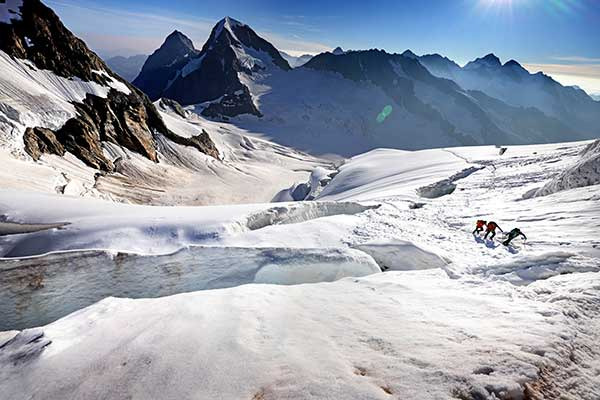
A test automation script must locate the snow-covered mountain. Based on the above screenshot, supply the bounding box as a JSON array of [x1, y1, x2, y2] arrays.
[[105, 54, 147, 82], [134, 17, 291, 118], [134, 19, 592, 156], [279, 51, 313, 68], [418, 52, 600, 136]]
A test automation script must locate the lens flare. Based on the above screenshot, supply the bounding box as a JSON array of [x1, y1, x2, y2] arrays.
[[376, 105, 393, 123], [477, 0, 586, 16]]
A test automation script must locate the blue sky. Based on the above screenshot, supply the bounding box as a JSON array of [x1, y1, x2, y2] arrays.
[[47, 0, 600, 94]]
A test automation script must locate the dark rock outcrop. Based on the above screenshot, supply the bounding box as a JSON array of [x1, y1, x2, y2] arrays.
[[0, 0, 218, 170], [23, 127, 64, 161]]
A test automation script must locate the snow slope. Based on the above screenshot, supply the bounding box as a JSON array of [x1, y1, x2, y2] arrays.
[[0, 99, 328, 205], [0, 51, 115, 154], [1, 140, 599, 399]]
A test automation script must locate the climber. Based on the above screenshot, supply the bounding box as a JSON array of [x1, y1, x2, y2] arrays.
[[502, 228, 527, 246], [484, 221, 503, 240], [472, 219, 487, 235]]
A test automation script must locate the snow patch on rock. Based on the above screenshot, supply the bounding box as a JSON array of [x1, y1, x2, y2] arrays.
[[0, 51, 114, 155]]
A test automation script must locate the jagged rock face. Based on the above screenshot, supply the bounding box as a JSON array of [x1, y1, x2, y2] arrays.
[[0, 0, 105, 82], [157, 98, 187, 118], [137, 17, 289, 117], [0, 0, 218, 169], [23, 127, 64, 161], [133, 31, 199, 100]]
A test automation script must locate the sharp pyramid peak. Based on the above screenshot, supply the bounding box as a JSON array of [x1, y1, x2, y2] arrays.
[[162, 30, 195, 50]]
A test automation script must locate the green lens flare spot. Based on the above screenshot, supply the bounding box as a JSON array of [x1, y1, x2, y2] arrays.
[[376, 105, 393, 123]]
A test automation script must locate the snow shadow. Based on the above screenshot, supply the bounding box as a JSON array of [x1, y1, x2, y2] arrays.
[[417, 166, 484, 199], [353, 239, 448, 271], [473, 251, 600, 285]]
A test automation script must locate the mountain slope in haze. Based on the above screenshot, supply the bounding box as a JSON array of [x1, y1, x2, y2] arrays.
[[0, 0, 218, 172], [280, 51, 313, 68], [105, 54, 147, 82], [418, 52, 600, 136]]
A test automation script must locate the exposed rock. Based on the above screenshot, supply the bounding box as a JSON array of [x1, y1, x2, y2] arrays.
[[157, 98, 187, 118], [0, 0, 107, 82], [162, 128, 220, 160], [23, 127, 64, 161], [0, 0, 218, 169], [201, 87, 261, 118]]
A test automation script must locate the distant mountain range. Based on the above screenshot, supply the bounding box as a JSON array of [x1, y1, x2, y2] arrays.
[[105, 54, 147, 82], [280, 51, 313, 68], [1, 2, 598, 163], [130, 17, 598, 155]]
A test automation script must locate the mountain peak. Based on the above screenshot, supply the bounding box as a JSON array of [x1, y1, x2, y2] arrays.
[[163, 30, 195, 51], [503, 59, 523, 68], [332, 47, 344, 55], [465, 53, 501, 69], [401, 49, 418, 59]]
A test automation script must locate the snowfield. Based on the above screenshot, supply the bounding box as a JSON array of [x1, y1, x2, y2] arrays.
[[0, 96, 328, 205], [1, 140, 599, 399]]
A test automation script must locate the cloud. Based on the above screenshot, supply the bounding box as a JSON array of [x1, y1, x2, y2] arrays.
[[551, 56, 600, 63], [260, 31, 331, 56], [524, 63, 600, 95], [46, 0, 214, 56], [523, 63, 600, 79]]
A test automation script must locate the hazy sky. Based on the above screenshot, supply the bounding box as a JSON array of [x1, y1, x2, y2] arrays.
[[47, 0, 600, 94]]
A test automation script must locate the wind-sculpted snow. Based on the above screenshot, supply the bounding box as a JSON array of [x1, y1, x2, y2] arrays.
[[0, 246, 380, 330], [470, 252, 600, 285], [354, 239, 448, 271], [245, 201, 375, 230], [524, 139, 600, 198], [417, 166, 484, 198], [2, 270, 598, 400]]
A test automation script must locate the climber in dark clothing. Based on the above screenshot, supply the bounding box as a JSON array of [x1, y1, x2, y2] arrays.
[[502, 228, 527, 246], [484, 221, 503, 240], [473, 220, 487, 235]]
